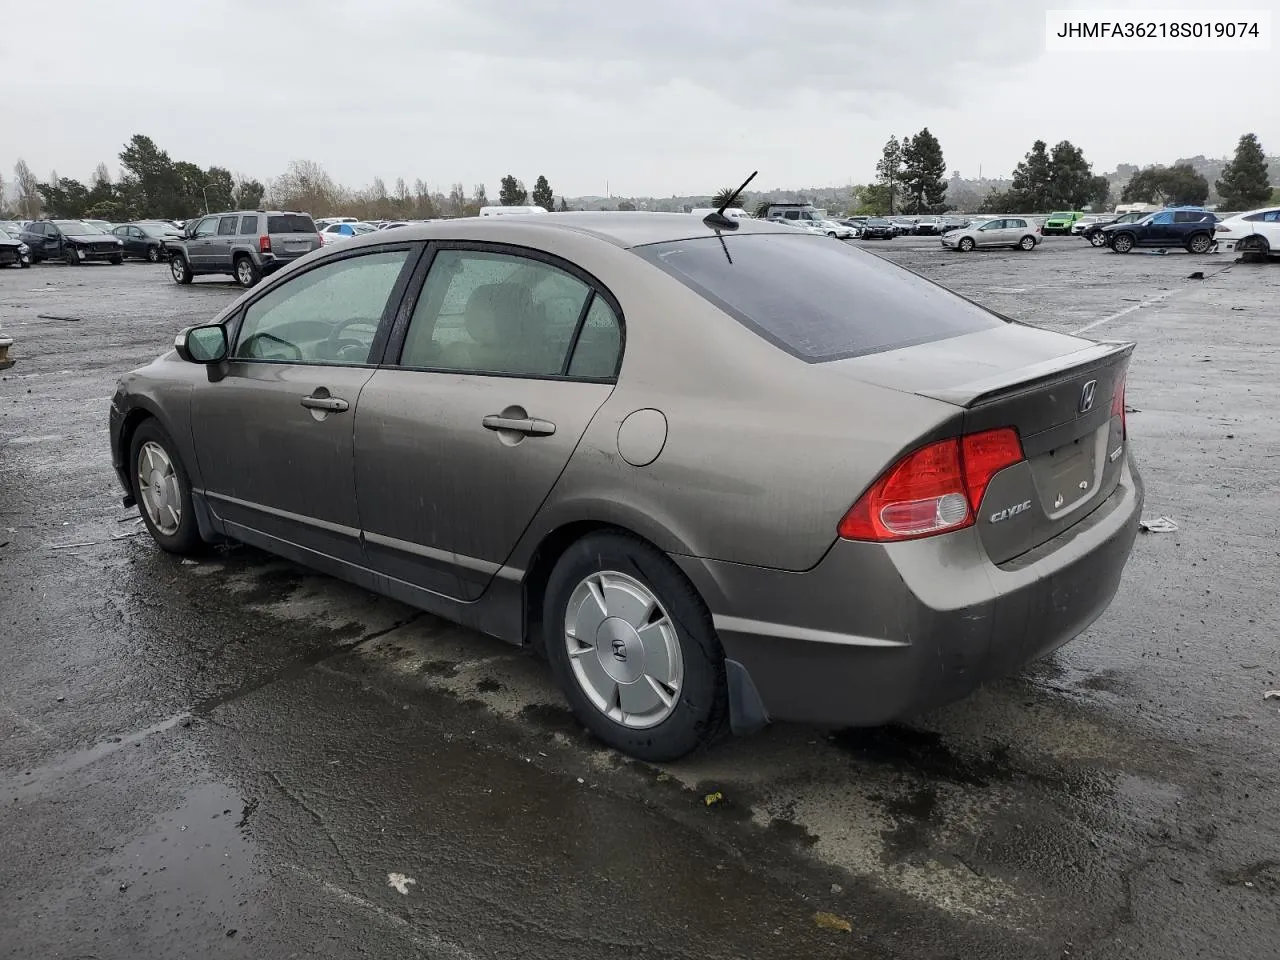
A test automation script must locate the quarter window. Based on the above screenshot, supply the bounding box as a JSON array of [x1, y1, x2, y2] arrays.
[[233, 250, 410, 364], [567, 297, 622, 379], [398, 249, 599, 377]]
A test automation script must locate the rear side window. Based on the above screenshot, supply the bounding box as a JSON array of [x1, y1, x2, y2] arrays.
[[1174, 211, 1203, 223], [217, 216, 238, 235], [268, 214, 317, 233], [240, 215, 259, 234], [637, 234, 1004, 363]]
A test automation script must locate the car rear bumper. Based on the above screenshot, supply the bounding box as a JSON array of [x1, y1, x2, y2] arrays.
[[674, 455, 1143, 730]]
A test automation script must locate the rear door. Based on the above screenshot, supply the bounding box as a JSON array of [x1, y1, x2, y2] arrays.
[[267, 213, 320, 265], [189, 245, 416, 565], [354, 244, 623, 600]]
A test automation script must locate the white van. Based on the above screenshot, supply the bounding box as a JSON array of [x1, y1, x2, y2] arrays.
[[478, 206, 549, 217]]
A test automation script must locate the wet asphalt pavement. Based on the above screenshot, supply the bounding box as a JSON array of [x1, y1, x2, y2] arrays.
[[1, 236, 1278, 959]]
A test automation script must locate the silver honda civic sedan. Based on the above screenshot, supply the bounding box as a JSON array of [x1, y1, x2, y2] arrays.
[[109, 212, 1143, 761]]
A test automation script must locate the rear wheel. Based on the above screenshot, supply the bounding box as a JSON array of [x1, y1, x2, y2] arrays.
[[146, 245, 161, 263], [542, 532, 728, 761], [957, 237, 975, 252], [1111, 233, 1135, 253], [1018, 235, 1036, 251], [170, 255, 193, 284], [129, 420, 205, 556], [233, 255, 260, 288], [1186, 232, 1212, 254], [1089, 232, 1107, 247]]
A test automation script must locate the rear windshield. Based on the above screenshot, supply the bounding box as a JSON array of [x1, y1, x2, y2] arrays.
[[636, 233, 1005, 362], [267, 214, 317, 233]]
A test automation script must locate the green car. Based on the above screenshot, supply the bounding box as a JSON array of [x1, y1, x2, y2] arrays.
[[1042, 211, 1085, 235]]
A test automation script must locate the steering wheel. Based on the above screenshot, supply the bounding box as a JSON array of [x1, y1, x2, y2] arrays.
[[238, 332, 302, 361], [323, 316, 379, 361]]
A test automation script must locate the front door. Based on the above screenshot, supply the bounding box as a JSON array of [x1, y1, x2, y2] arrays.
[[186, 216, 219, 270], [975, 219, 1007, 246], [1144, 211, 1175, 246], [190, 246, 416, 565], [354, 245, 624, 600]]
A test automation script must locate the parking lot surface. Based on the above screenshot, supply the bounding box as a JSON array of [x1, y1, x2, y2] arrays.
[[2, 236, 1278, 959]]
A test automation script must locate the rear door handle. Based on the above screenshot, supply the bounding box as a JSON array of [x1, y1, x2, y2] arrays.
[[301, 395, 349, 413], [482, 415, 556, 436]]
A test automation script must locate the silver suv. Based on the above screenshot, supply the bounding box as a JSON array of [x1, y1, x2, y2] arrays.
[[166, 211, 321, 287]]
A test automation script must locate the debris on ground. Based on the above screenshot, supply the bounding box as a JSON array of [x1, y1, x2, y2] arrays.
[[387, 872, 417, 895], [703, 791, 724, 807], [1263, 691, 1280, 701], [1187, 271, 1205, 280], [1139, 516, 1179, 533], [36, 314, 83, 322], [813, 911, 853, 933]]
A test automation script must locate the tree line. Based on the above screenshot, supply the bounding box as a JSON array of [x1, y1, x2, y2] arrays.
[[0, 134, 569, 222]]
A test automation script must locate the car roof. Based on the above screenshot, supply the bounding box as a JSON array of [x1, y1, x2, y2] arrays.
[[330, 211, 797, 251]]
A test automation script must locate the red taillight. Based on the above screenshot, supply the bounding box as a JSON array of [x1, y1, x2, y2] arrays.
[[1112, 372, 1127, 439], [259, 235, 271, 253], [838, 428, 1024, 542]]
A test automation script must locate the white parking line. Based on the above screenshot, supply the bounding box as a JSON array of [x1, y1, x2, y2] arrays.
[[1071, 288, 1182, 335]]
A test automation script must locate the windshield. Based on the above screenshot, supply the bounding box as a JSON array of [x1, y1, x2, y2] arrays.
[[637, 233, 1003, 363], [353, 223, 378, 234], [1048, 212, 1074, 219], [55, 220, 101, 234], [0, 223, 20, 237]]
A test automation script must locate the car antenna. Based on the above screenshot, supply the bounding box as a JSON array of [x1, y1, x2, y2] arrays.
[[703, 170, 757, 231]]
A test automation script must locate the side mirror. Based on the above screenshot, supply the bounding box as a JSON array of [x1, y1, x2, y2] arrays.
[[175, 324, 228, 364]]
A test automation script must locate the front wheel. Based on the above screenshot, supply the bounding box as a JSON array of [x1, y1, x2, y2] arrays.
[[110, 254, 123, 265], [146, 245, 161, 263], [170, 255, 193, 284], [1111, 233, 1135, 253], [64, 247, 79, 266], [542, 532, 728, 761], [129, 420, 206, 556], [1186, 232, 1212, 254], [1089, 232, 1107, 247], [1018, 235, 1036, 251], [957, 237, 975, 252]]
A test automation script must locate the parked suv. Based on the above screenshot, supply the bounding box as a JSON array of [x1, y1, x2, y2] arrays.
[[1080, 212, 1146, 247], [166, 211, 321, 287], [1100, 207, 1219, 254], [1042, 211, 1085, 235], [20, 220, 125, 265]]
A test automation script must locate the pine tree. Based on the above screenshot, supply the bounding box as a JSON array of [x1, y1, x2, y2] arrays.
[[1045, 140, 1095, 209], [1009, 140, 1053, 210], [557, 197, 569, 212], [1216, 133, 1271, 210], [531, 175, 554, 211], [875, 136, 905, 214], [499, 174, 527, 206], [900, 128, 947, 213]]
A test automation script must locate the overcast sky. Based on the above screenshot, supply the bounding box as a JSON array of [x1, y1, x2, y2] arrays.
[[4, 0, 1275, 197]]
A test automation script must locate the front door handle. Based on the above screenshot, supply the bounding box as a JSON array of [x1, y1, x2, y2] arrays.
[[482, 414, 556, 436], [301, 394, 349, 413]]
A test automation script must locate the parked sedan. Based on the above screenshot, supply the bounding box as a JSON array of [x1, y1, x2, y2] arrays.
[[319, 221, 378, 244], [113, 221, 184, 262], [941, 217, 1041, 251], [1211, 206, 1280, 259], [20, 220, 124, 265], [858, 218, 895, 240], [0, 225, 32, 268], [1080, 212, 1145, 247], [109, 213, 1142, 761], [818, 219, 856, 239]]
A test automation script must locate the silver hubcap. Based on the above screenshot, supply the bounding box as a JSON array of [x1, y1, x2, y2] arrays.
[[564, 571, 683, 729], [237, 262, 252, 284], [171, 258, 184, 279], [137, 441, 181, 535], [1191, 237, 1209, 252]]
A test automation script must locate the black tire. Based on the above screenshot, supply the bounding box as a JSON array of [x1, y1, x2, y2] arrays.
[[233, 255, 261, 288], [1018, 235, 1036, 251], [17, 258, 29, 269], [1111, 232, 1135, 253], [110, 254, 124, 265], [542, 532, 728, 761], [128, 419, 206, 556], [958, 237, 975, 252], [146, 245, 161, 263], [1089, 232, 1107, 248], [170, 254, 193, 284], [64, 247, 79, 266], [1186, 232, 1212, 254]]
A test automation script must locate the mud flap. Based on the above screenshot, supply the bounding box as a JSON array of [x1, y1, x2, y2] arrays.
[[725, 658, 770, 735]]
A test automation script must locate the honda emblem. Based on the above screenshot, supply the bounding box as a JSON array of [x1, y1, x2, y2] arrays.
[[1078, 379, 1097, 414]]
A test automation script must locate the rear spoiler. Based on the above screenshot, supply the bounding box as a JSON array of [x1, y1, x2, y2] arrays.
[[919, 340, 1135, 408]]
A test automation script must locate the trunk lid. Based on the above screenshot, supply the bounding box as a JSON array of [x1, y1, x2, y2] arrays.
[[267, 214, 321, 260], [831, 324, 1133, 564]]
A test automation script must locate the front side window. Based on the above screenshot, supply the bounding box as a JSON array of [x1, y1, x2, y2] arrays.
[[233, 250, 410, 364], [1151, 212, 1174, 224], [398, 249, 599, 377], [193, 218, 218, 238]]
